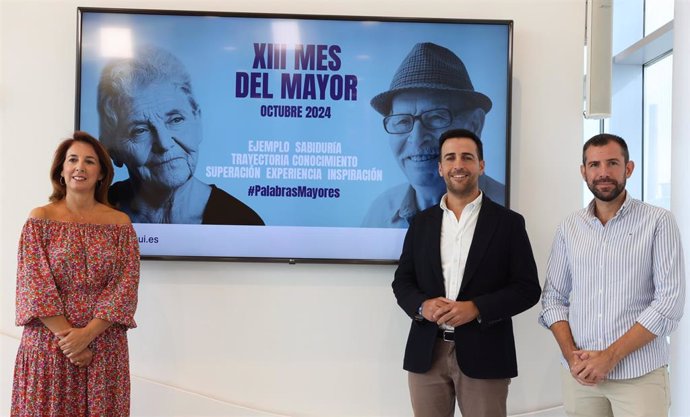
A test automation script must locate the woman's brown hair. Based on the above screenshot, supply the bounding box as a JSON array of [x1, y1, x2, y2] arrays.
[[49, 131, 115, 204]]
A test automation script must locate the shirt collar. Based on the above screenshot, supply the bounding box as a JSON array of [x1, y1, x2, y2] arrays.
[[585, 190, 633, 221], [440, 191, 483, 214], [396, 186, 420, 225]]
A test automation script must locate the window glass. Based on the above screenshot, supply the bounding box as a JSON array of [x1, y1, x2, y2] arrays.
[[643, 54, 673, 209], [644, 0, 673, 35]]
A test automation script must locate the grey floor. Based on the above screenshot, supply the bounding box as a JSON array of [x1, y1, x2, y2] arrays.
[[512, 407, 566, 417]]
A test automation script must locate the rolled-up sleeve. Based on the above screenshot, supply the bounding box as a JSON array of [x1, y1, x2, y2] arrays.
[[539, 225, 572, 329], [636, 211, 685, 336]]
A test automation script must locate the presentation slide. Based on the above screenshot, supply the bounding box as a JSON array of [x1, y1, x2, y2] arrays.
[[77, 9, 511, 262]]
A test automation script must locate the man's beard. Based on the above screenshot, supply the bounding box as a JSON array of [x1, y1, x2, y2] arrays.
[[588, 177, 625, 202]]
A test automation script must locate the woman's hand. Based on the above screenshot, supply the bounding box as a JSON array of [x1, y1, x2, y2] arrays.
[[69, 347, 94, 368], [56, 327, 94, 359]]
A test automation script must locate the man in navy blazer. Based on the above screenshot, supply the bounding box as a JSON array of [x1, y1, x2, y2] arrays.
[[393, 128, 541, 417]]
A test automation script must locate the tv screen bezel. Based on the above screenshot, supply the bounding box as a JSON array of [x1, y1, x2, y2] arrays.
[[75, 7, 513, 264]]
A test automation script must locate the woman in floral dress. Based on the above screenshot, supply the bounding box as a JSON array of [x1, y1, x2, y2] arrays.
[[11, 131, 139, 417]]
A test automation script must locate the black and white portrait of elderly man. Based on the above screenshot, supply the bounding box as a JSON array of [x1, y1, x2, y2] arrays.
[[362, 42, 505, 228]]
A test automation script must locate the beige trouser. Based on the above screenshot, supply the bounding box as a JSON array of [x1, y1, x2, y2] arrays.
[[561, 366, 670, 417], [408, 340, 510, 417]]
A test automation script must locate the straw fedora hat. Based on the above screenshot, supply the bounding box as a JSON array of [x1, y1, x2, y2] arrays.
[[370, 42, 492, 116]]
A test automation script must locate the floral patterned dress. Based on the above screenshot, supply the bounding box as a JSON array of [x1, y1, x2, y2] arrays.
[[11, 218, 140, 417]]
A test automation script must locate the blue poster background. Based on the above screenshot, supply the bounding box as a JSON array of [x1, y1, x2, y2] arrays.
[[78, 11, 510, 261]]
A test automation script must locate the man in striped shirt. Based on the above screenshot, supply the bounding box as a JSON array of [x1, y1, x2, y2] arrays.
[[539, 133, 685, 417]]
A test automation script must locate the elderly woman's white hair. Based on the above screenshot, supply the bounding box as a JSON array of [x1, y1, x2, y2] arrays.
[[96, 45, 201, 167]]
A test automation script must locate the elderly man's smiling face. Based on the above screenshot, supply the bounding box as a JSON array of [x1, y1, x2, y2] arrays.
[[387, 90, 485, 189]]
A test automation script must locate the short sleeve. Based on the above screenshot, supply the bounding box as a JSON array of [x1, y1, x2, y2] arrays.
[[92, 224, 140, 328], [15, 219, 65, 326]]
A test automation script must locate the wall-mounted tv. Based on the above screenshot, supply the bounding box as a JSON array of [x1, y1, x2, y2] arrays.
[[76, 7, 512, 263]]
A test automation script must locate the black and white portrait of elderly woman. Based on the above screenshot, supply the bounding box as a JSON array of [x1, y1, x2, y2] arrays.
[[97, 46, 264, 225]]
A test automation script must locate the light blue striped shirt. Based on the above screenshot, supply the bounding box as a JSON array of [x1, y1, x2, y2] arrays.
[[539, 193, 685, 379]]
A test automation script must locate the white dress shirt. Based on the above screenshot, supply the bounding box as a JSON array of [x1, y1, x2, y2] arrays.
[[439, 192, 483, 331]]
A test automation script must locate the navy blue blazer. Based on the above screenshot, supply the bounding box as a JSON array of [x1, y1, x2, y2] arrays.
[[392, 195, 541, 379]]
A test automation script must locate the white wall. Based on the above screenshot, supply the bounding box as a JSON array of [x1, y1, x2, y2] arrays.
[[671, 1, 690, 416], [0, 0, 585, 416]]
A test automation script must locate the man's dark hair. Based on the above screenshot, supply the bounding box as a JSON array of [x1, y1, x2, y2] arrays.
[[582, 133, 629, 164], [439, 128, 484, 161]]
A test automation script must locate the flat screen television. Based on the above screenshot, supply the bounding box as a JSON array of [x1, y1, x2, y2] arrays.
[[76, 7, 512, 263]]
